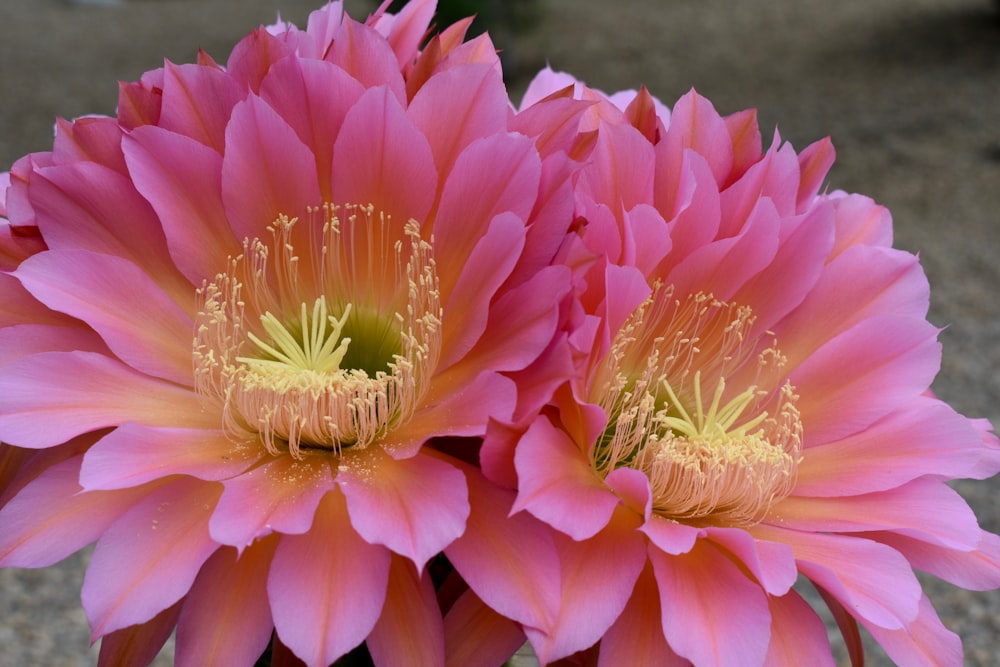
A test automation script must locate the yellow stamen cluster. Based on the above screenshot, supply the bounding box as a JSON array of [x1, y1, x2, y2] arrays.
[[592, 287, 801, 526], [193, 205, 441, 458]]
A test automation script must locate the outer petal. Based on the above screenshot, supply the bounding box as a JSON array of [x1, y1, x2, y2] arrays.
[[0, 351, 215, 448], [512, 414, 620, 541], [80, 423, 258, 491], [15, 249, 193, 385], [338, 448, 469, 570], [97, 601, 182, 667], [268, 489, 391, 667], [444, 590, 526, 667], [326, 18, 406, 102], [763, 591, 836, 667], [82, 477, 222, 638], [862, 594, 962, 667], [159, 61, 243, 153], [209, 454, 334, 548], [367, 555, 445, 667], [175, 539, 277, 667], [650, 537, 771, 667], [0, 455, 151, 568]]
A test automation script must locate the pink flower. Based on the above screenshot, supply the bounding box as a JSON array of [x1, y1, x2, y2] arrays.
[[501, 74, 1000, 666], [0, 3, 575, 665]]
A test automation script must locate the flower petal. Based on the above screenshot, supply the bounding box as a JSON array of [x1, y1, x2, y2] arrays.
[[175, 540, 277, 667], [209, 455, 334, 548], [862, 594, 962, 667], [82, 476, 221, 638], [80, 423, 258, 491], [444, 589, 526, 667], [338, 448, 469, 570], [650, 537, 771, 667], [15, 249, 193, 384], [367, 555, 445, 667], [268, 489, 391, 667], [0, 351, 215, 448], [159, 61, 243, 153], [763, 591, 836, 667], [97, 601, 182, 667]]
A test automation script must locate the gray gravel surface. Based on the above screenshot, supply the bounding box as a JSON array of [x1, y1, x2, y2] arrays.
[[1, 0, 999, 664]]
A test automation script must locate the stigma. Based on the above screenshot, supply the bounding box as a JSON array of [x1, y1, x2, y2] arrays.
[[592, 287, 802, 526]]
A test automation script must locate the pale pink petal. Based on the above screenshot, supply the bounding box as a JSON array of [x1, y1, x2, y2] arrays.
[[175, 540, 277, 667], [773, 479, 982, 550], [16, 249, 193, 385], [432, 132, 541, 298], [409, 63, 509, 176], [763, 591, 836, 667], [791, 315, 941, 445], [122, 125, 237, 284], [51, 116, 128, 176], [795, 398, 986, 496], [657, 150, 720, 254], [82, 477, 221, 638], [331, 85, 437, 226], [873, 530, 1000, 591], [529, 511, 647, 663], [221, 94, 323, 243], [650, 537, 771, 667], [444, 590, 526, 667], [862, 594, 962, 667], [209, 454, 334, 548], [828, 192, 894, 256], [659, 89, 734, 187], [445, 463, 560, 635], [338, 448, 468, 569], [720, 139, 800, 228], [159, 61, 243, 153], [97, 601, 182, 667], [796, 136, 836, 209], [579, 120, 655, 214], [268, 489, 391, 667], [0, 351, 215, 448], [753, 524, 921, 630], [0, 455, 150, 568], [723, 108, 761, 180], [375, 0, 435, 68], [512, 414, 620, 540], [80, 423, 259, 491], [326, 18, 407, 102], [367, 555, 445, 667], [224, 28, 294, 93], [0, 272, 81, 328], [259, 57, 365, 200], [598, 564, 687, 667], [0, 323, 108, 367], [623, 203, 671, 275], [640, 513, 702, 556], [704, 526, 797, 596], [439, 212, 525, 369]]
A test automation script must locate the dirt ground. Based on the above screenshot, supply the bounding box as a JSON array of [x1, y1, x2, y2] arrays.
[[1, 0, 999, 664]]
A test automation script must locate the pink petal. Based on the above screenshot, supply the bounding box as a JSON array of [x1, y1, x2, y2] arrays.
[[795, 397, 986, 496], [224, 28, 294, 94], [0, 351, 216, 448], [752, 524, 921, 630], [774, 479, 982, 550], [16, 249, 193, 385], [439, 212, 525, 369], [259, 57, 366, 201], [659, 89, 734, 187], [445, 463, 561, 635], [529, 511, 647, 663], [97, 601, 182, 667], [221, 94, 323, 243], [409, 63, 509, 176], [657, 150, 721, 254], [872, 530, 1000, 591], [80, 423, 259, 491], [175, 540, 277, 667], [720, 139, 800, 229], [326, 18, 407, 102], [0, 323, 109, 367], [763, 591, 836, 667], [598, 563, 689, 667], [82, 476, 222, 638], [650, 538, 771, 667], [432, 132, 541, 298], [377, 0, 435, 68], [0, 455, 150, 568], [579, 120, 655, 214], [209, 454, 334, 548], [640, 514, 701, 556], [331, 85, 437, 226], [796, 136, 836, 209], [791, 315, 941, 445], [122, 125, 237, 284], [159, 61, 243, 153], [512, 414, 620, 540], [828, 192, 894, 257], [268, 489, 391, 667], [51, 116, 128, 176], [862, 594, 962, 667], [367, 555, 445, 667], [338, 448, 469, 570], [444, 589, 526, 667], [704, 526, 797, 596]]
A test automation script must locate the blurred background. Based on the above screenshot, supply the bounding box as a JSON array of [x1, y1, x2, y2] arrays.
[[1, 0, 998, 664]]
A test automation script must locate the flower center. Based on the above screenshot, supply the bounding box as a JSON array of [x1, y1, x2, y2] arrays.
[[591, 288, 801, 526], [193, 204, 441, 458]]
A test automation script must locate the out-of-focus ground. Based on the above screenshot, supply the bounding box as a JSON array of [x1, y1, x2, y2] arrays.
[[1, 0, 998, 664]]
